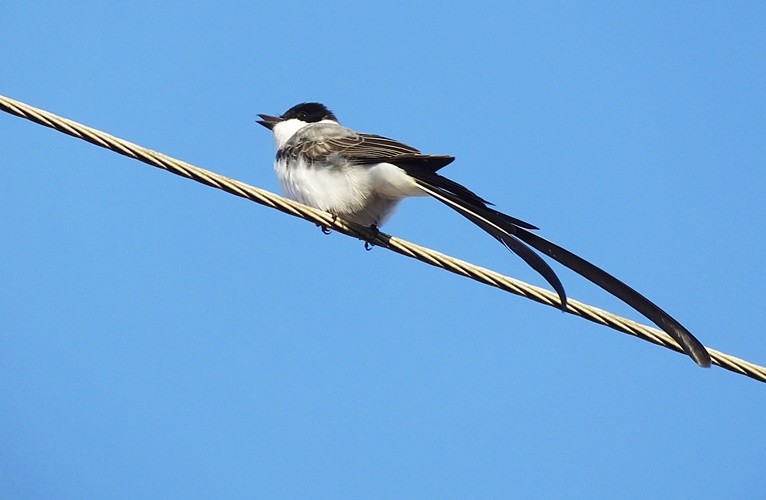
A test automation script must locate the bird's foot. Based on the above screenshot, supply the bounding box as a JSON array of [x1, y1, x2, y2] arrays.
[[364, 224, 380, 251], [317, 215, 338, 235]]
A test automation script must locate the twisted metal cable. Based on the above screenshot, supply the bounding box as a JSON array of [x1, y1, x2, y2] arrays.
[[2, 93, 764, 383]]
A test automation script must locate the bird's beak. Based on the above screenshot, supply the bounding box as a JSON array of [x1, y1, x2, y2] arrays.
[[257, 113, 281, 130]]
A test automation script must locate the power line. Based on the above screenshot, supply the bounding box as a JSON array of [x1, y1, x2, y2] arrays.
[[2, 94, 762, 383]]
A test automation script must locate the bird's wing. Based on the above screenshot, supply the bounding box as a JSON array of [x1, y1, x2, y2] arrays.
[[282, 132, 456, 171]]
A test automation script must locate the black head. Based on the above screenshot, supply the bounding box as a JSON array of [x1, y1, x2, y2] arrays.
[[281, 102, 337, 123], [257, 102, 337, 130]]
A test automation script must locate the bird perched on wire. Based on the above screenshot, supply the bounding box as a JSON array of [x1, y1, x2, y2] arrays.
[[257, 102, 710, 367]]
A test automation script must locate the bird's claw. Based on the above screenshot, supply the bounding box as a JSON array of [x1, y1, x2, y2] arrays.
[[364, 224, 380, 251], [318, 215, 338, 235]]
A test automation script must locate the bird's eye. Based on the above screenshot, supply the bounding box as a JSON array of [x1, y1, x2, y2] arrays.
[[298, 111, 307, 119]]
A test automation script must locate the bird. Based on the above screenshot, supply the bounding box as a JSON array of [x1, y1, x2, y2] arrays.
[[257, 102, 711, 367]]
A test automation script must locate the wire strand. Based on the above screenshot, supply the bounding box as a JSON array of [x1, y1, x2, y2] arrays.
[[2, 93, 763, 383]]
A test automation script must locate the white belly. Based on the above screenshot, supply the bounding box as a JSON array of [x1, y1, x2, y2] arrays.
[[274, 158, 426, 226]]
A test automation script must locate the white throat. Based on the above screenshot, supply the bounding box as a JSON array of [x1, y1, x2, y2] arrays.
[[271, 118, 339, 149], [271, 118, 307, 149]]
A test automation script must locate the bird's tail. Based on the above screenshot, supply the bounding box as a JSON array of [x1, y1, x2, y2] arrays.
[[412, 178, 568, 310], [407, 168, 711, 367]]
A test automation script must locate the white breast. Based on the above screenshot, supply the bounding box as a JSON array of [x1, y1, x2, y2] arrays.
[[276, 157, 429, 226]]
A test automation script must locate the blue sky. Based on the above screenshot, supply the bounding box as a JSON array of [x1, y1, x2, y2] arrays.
[[2, 2, 765, 498]]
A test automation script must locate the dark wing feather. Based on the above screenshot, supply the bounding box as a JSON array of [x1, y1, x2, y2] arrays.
[[282, 132, 456, 171]]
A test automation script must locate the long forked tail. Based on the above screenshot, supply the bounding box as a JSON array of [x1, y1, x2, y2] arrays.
[[408, 170, 711, 367], [510, 227, 711, 367]]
